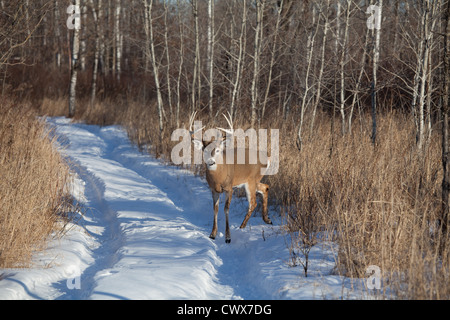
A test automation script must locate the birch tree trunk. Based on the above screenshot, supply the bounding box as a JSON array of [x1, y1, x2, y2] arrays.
[[54, 0, 61, 69], [250, 0, 265, 128], [348, 13, 370, 135], [339, 1, 351, 135], [68, 0, 81, 118], [207, 0, 215, 117], [163, 0, 173, 117], [90, 0, 102, 106], [175, 0, 184, 127], [230, 2, 247, 117], [261, 0, 284, 122], [296, 4, 319, 151], [144, 0, 164, 146], [191, 0, 200, 112], [80, 1, 86, 71], [310, 0, 330, 135], [441, 0, 450, 236], [371, 0, 382, 145], [114, 0, 121, 82]]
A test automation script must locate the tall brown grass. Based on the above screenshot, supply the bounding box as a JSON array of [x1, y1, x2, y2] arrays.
[[277, 112, 449, 299], [40, 96, 449, 299], [0, 97, 72, 268]]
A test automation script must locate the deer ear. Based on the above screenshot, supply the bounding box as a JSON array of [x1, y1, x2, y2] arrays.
[[192, 139, 204, 151]]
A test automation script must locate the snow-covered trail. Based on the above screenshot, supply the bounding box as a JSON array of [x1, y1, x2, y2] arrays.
[[0, 118, 363, 300]]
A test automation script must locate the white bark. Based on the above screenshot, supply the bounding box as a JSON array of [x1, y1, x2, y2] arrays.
[[310, 0, 330, 134], [250, 0, 265, 128], [175, 0, 185, 127], [230, 2, 247, 117], [371, 0, 382, 144], [114, 0, 121, 81], [261, 0, 284, 122], [164, 0, 173, 117], [68, 0, 81, 117], [144, 0, 164, 141], [90, 0, 102, 105], [191, 0, 200, 111], [297, 3, 319, 151], [339, 0, 351, 135], [207, 0, 215, 117]]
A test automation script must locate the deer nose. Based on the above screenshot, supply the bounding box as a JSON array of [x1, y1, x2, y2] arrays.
[[207, 158, 216, 166]]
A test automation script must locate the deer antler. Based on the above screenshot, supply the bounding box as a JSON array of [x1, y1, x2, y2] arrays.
[[189, 110, 205, 135], [216, 111, 234, 136]]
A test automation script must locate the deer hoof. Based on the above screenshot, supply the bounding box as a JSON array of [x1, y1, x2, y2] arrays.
[[209, 234, 216, 240], [225, 238, 231, 244]]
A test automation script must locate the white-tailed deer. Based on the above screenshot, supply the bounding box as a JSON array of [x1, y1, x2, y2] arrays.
[[189, 111, 272, 243]]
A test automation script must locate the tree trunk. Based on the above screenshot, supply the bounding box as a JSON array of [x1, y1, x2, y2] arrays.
[[297, 3, 319, 152], [175, 0, 184, 127], [68, 0, 80, 118], [348, 15, 370, 135], [164, 0, 173, 118], [114, 0, 121, 82], [261, 0, 284, 123], [191, 0, 200, 112], [339, 0, 351, 135], [144, 0, 164, 148], [371, 0, 382, 145], [90, 0, 102, 106], [441, 0, 450, 236], [250, 0, 265, 128], [310, 0, 330, 135], [230, 2, 247, 117], [207, 0, 215, 117]]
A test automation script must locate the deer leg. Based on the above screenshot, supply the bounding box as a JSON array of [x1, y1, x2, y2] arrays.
[[240, 183, 257, 229], [210, 191, 220, 240], [257, 182, 272, 225], [224, 190, 232, 243]]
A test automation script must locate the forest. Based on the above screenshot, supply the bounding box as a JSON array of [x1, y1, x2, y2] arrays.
[[0, 0, 449, 299]]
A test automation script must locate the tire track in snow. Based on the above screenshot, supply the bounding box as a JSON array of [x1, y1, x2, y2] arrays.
[[49, 118, 235, 299], [46, 118, 356, 300]]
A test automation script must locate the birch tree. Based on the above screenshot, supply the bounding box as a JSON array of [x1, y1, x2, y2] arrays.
[[370, 0, 382, 145], [68, 0, 80, 117], [296, 3, 320, 151], [441, 0, 450, 236], [143, 0, 164, 146], [310, 0, 330, 134], [207, 0, 215, 117], [229, 1, 247, 117], [175, 0, 185, 127], [163, 0, 173, 117], [191, 0, 200, 112], [261, 0, 284, 122], [114, 0, 121, 81], [89, 0, 102, 105], [338, 0, 351, 135], [250, 0, 265, 128]]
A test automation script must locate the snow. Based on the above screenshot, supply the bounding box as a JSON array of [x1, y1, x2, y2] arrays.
[[0, 117, 370, 300]]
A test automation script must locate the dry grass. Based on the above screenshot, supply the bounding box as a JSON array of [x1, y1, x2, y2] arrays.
[[40, 96, 450, 299], [0, 97, 72, 268], [275, 111, 449, 299]]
